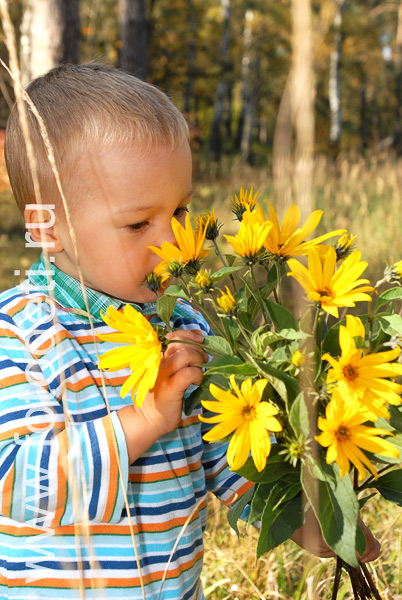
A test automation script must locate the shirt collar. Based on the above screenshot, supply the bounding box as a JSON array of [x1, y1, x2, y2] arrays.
[[27, 254, 157, 322]]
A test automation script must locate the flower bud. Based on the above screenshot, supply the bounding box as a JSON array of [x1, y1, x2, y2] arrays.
[[195, 269, 213, 291], [217, 286, 236, 315]]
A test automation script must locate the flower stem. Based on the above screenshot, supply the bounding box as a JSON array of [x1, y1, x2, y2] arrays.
[[179, 277, 230, 341], [331, 557, 343, 600], [250, 265, 270, 326], [360, 562, 382, 600], [237, 320, 254, 351], [213, 239, 238, 292], [276, 263, 283, 305]]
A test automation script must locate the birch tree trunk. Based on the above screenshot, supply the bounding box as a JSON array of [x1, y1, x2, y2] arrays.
[[329, 0, 345, 146], [235, 9, 254, 151], [118, 0, 149, 80], [20, 0, 80, 85], [209, 0, 231, 162], [241, 52, 259, 164]]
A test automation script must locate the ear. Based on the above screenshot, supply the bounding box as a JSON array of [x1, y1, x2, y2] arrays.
[[24, 204, 64, 252]]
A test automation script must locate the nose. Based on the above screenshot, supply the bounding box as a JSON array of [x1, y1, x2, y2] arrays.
[[161, 220, 178, 248]]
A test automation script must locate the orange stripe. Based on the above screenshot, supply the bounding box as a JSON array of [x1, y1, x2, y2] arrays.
[[1, 463, 15, 518], [0, 373, 27, 389], [7, 296, 54, 318], [0, 549, 204, 588], [129, 460, 201, 483], [102, 416, 119, 522], [0, 502, 209, 538], [0, 328, 24, 341], [0, 422, 65, 443], [224, 479, 254, 506], [51, 430, 68, 527]]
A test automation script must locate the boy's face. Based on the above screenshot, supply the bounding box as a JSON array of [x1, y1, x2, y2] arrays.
[[51, 142, 192, 303]]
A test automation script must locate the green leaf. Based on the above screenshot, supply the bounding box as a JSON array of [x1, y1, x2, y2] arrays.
[[202, 335, 232, 357], [301, 462, 359, 567], [225, 253, 236, 266], [211, 266, 242, 283], [227, 485, 255, 537], [375, 287, 402, 311], [236, 445, 299, 483], [289, 392, 310, 439], [205, 355, 258, 377], [163, 284, 189, 299], [322, 320, 343, 356], [156, 295, 177, 327], [356, 524, 366, 557], [222, 317, 241, 348], [255, 359, 299, 403], [358, 492, 377, 509], [264, 298, 298, 331], [389, 406, 402, 434], [373, 469, 402, 506], [257, 490, 303, 558], [378, 314, 402, 336]]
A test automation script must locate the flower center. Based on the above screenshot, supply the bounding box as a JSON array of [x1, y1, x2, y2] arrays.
[[342, 364, 358, 381], [242, 406, 257, 421], [318, 287, 334, 299], [336, 426, 350, 440]]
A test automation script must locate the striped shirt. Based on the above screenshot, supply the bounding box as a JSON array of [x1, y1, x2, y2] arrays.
[[0, 256, 253, 600]]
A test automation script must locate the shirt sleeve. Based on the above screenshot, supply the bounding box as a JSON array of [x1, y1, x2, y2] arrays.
[[0, 324, 129, 528]]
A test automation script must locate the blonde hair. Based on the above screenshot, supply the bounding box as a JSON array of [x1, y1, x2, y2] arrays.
[[5, 63, 189, 213]]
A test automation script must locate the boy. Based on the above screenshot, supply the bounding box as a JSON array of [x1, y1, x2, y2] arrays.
[[0, 64, 378, 600]]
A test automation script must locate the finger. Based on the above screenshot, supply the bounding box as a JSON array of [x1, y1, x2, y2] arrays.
[[165, 342, 208, 363], [160, 348, 206, 379], [360, 536, 381, 563], [169, 365, 204, 391], [165, 330, 204, 343]]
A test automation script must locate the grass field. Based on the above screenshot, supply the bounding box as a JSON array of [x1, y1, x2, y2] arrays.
[[1, 150, 402, 598]]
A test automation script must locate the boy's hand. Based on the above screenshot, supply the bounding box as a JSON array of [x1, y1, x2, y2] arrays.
[[291, 510, 380, 563], [139, 330, 208, 437]]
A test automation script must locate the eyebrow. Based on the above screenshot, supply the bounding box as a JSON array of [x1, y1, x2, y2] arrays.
[[115, 190, 193, 215]]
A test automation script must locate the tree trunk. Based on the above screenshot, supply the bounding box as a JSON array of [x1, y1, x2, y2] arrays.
[[61, 0, 80, 65], [208, 0, 231, 162], [360, 78, 368, 151], [241, 52, 259, 164], [20, 0, 80, 85], [183, 0, 197, 116], [328, 0, 345, 148], [118, 0, 149, 80], [392, 0, 402, 155], [235, 9, 254, 152]]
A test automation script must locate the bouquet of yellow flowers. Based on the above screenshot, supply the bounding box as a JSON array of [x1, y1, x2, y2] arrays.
[[99, 188, 402, 598]]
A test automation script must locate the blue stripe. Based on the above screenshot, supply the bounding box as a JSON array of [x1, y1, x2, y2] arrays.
[[87, 421, 101, 519]]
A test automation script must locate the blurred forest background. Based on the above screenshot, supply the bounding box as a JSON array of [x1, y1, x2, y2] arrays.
[[1, 1, 402, 597], [1, 0, 402, 293]]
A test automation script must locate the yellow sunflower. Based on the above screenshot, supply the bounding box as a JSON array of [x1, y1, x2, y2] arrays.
[[148, 212, 210, 270], [315, 388, 399, 480], [224, 211, 272, 263], [263, 202, 345, 259], [200, 375, 282, 472], [230, 186, 260, 220], [98, 305, 162, 407], [287, 246, 373, 318], [322, 315, 402, 418]]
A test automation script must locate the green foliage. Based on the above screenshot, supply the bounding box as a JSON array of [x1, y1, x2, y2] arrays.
[[301, 461, 360, 568]]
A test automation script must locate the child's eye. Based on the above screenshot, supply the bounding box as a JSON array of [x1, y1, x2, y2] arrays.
[[127, 221, 149, 232], [173, 206, 189, 219]]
